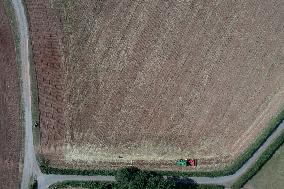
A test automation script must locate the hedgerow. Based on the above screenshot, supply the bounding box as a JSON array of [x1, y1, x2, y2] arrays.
[[49, 181, 224, 189], [231, 129, 284, 189]]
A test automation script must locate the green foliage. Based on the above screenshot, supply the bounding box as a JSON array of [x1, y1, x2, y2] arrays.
[[116, 167, 140, 184], [116, 167, 175, 189], [231, 129, 284, 189], [29, 180, 37, 189]]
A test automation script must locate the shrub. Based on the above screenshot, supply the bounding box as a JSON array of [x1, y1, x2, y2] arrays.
[[29, 179, 37, 189], [116, 167, 140, 184]]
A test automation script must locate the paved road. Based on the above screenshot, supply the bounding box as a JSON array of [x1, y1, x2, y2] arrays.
[[12, 0, 284, 188]]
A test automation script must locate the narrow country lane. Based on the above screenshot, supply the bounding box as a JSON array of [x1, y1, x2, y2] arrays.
[[11, 0, 39, 188], [11, 0, 284, 188]]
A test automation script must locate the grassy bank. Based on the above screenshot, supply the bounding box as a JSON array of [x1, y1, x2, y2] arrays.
[[231, 129, 284, 188], [245, 144, 284, 189]]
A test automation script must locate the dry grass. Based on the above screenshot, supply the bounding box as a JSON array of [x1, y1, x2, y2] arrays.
[[31, 0, 284, 170]]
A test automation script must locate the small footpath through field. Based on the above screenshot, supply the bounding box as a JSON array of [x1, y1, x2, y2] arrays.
[[12, 0, 284, 188]]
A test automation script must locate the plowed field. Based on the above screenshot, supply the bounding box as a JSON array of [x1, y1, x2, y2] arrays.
[[0, 0, 22, 188], [27, 0, 284, 170]]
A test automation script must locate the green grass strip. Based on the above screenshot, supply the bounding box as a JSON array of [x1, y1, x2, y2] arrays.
[[231, 129, 284, 189]]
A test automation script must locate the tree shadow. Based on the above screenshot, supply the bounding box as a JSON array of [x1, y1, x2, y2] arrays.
[[169, 176, 198, 189]]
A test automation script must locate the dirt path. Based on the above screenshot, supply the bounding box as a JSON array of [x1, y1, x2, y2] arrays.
[[12, 0, 284, 188]]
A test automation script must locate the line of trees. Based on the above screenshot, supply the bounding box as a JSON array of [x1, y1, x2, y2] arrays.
[[115, 167, 176, 189]]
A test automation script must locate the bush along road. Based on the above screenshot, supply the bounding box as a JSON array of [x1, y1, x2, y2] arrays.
[[11, 0, 284, 188]]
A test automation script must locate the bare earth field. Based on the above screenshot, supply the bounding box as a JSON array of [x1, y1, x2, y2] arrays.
[[0, 1, 22, 188], [26, 0, 284, 170], [24, 0, 65, 148]]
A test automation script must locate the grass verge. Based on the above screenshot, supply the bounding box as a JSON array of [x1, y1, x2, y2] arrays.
[[40, 108, 284, 178], [231, 129, 284, 189]]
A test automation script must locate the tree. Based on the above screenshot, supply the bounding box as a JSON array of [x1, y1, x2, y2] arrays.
[[115, 167, 176, 189], [129, 170, 149, 189], [115, 167, 140, 189], [157, 178, 176, 189]]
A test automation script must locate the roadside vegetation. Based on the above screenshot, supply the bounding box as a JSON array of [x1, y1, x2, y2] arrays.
[[49, 167, 224, 189], [231, 129, 284, 188], [245, 144, 284, 189]]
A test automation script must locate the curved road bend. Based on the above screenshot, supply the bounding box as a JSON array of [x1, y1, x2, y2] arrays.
[[12, 0, 284, 188]]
